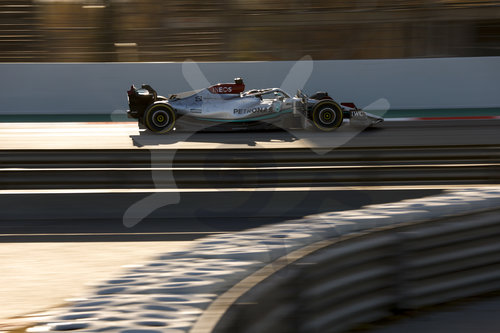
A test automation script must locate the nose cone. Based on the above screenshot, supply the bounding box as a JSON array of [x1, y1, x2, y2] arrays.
[[367, 112, 384, 125]]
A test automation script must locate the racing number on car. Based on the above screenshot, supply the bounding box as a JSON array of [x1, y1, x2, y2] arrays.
[[273, 101, 282, 112]]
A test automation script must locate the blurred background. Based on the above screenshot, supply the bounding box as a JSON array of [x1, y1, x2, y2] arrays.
[[1, 0, 500, 62]]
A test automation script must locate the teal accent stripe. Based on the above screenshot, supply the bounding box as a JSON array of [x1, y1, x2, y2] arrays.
[[2, 108, 500, 122], [195, 109, 293, 123]]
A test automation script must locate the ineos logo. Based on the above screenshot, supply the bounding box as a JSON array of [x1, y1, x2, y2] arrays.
[[210, 86, 232, 93]]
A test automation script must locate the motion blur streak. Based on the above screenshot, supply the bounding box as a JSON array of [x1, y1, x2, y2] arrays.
[[1, 1, 500, 62], [1, 119, 499, 242]]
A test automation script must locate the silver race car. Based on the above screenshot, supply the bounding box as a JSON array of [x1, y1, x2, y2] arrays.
[[126, 78, 383, 133]]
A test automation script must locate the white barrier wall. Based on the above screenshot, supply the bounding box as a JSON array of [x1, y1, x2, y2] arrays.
[[1, 57, 499, 115]]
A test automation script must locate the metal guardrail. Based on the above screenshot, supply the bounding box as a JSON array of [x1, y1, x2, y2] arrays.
[[209, 207, 500, 333]]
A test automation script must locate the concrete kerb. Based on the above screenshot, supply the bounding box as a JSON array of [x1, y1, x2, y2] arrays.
[[25, 187, 500, 333]]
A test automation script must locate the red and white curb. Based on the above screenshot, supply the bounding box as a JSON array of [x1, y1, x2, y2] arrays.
[[385, 115, 500, 122]]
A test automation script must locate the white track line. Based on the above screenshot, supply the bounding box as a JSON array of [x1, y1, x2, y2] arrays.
[[2, 163, 499, 172], [1, 185, 499, 195]]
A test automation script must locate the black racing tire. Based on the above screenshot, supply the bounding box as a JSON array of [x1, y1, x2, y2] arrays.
[[144, 103, 176, 133], [311, 101, 343, 131]]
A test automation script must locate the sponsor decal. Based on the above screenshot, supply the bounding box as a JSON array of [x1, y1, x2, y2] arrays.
[[352, 111, 366, 118], [210, 86, 232, 93], [234, 106, 273, 115], [208, 83, 245, 94]]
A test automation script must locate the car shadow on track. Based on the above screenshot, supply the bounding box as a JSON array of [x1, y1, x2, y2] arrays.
[[129, 127, 299, 147]]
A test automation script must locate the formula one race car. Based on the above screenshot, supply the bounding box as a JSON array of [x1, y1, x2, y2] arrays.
[[127, 78, 383, 133]]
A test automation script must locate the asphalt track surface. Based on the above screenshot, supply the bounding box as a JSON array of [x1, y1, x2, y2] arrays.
[[1, 119, 499, 242], [1, 119, 499, 331], [1, 119, 500, 150]]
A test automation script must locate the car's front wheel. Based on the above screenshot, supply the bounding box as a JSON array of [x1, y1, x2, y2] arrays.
[[311, 101, 343, 131], [144, 103, 176, 133]]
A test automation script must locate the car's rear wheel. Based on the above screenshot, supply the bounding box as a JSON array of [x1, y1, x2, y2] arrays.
[[311, 101, 343, 131], [144, 103, 176, 133]]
